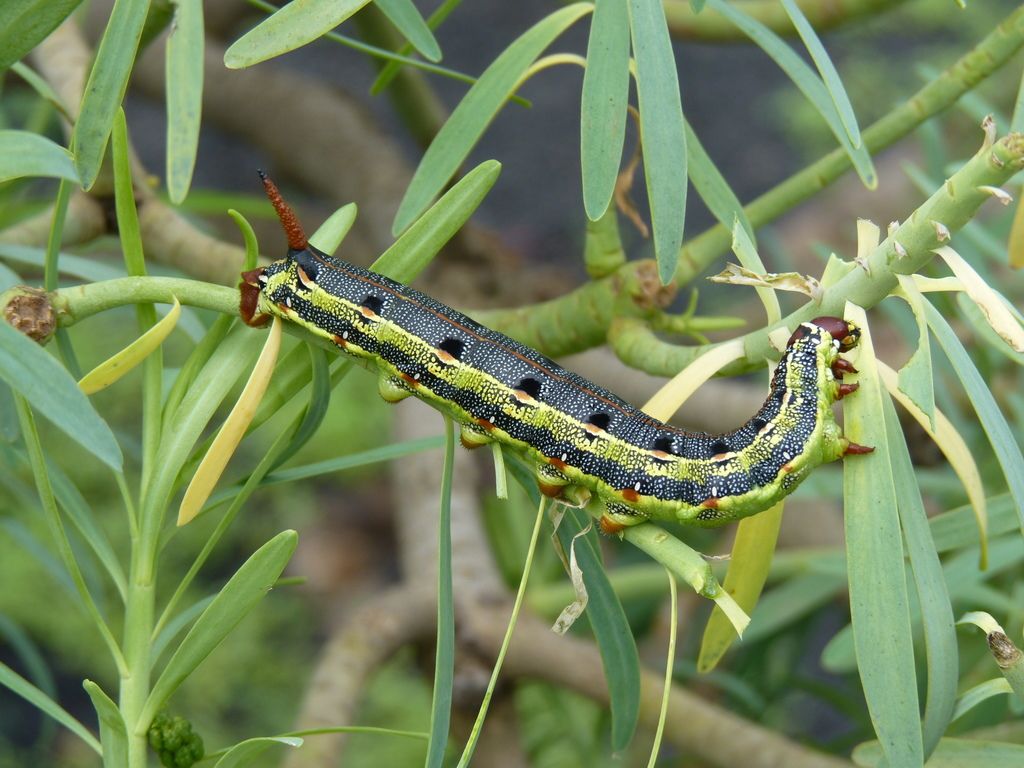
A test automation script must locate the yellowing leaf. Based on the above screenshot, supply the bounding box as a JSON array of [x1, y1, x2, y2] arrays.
[[698, 502, 783, 671], [877, 361, 987, 567], [177, 317, 282, 525], [642, 338, 744, 421], [935, 245, 1024, 352], [1009, 184, 1024, 269], [79, 298, 181, 394], [708, 263, 821, 300]]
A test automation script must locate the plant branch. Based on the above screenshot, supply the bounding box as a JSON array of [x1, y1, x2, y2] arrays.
[[674, 4, 1024, 284], [616, 131, 1024, 376], [475, 7, 1024, 359]]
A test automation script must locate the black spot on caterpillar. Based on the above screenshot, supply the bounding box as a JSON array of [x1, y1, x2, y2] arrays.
[[240, 176, 872, 531]]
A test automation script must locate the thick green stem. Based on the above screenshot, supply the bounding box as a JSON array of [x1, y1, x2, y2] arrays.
[[627, 133, 1024, 375], [120, 561, 155, 768], [50, 276, 238, 325], [674, 5, 1024, 284], [478, 7, 1024, 356]]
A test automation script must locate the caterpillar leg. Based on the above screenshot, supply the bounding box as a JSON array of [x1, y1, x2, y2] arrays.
[[531, 462, 590, 507], [831, 357, 858, 378], [598, 501, 646, 535], [843, 440, 874, 456], [836, 382, 859, 399], [459, 423, 492, 450], [378, 374, 413, 403]]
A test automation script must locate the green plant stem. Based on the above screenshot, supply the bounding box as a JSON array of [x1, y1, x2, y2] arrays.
[[121, 549, 155, 768], [45, 180, 80, 377], [663, 0, 907, 42], [476, 6, 1024, 355], [13, 397, 128, 675], [49, 276, 238, 323], [116, 470, 140, 541], [456, 496, 548, 768], [621, 132, 1024, 376], [675, 5, 1024, 284], [646, 569, 677, 768]]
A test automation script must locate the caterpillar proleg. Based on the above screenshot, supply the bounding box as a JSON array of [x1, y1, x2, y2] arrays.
[[241, 175, 871, 532]]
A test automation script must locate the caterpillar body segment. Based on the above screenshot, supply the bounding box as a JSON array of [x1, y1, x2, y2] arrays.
[[241, 177, 869, 531]]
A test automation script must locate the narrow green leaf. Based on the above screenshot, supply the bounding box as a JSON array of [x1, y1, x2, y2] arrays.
[[854, 737, 1024, 768], [392, 4, 592, 234], [142, 530, 298, 724], [82, 681, 127, 768], [779, 0, 861, 148], [952, 678, 1013, 723], [166, 0, 204, 203], [224, 0, 374, 68], [821, 623, 856, 674], [425, 418, 456, 768], [629, 0, 687, 284], [0, 321, 122, 470], [151, 327, 257, 509], [0, 614, 55, 716], [10, 62, 72, 118], [580, 0, 629, 219], [161, 313, 235, 428], [309, 202, 359, 255], [209, 436, 446, 502], [930, 494, 1017, 554], [925, 302, 1024, 535], [268, 345, 331, 470], [213, 736, 303, 768], [556, 508, 640, 751], [746, 571, 846, 644], [0, 381, 18, 442], [0, 262, 21, 292], [375, 0, 441, 62], [0, 661, 100, 754], [842, 304, 923, 767], [687, 121, 754, 245], [45, 459, 128, 599], [152, 595, 214, 662], [0, 131, 78, 184], [0, 243, 124, 282], [1012, 65, 1024, 132], [0, 0, 85, 72], [0, 519, 76, 599], [371, 0, 462, 93], [705, 0, 875, 188], [882, 396, 956, 757], [895, 275, 936, 430], [71, 0, 149, 188], [456, 497, 547, 767], [374, 160, 501, 282]]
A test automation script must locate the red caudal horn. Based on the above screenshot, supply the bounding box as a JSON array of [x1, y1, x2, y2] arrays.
[[258, 169, 307, 251]]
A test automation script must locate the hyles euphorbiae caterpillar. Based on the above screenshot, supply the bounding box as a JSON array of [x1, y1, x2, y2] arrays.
[[241, 175, 872, 532]]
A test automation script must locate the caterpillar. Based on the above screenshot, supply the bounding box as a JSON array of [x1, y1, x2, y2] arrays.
[[241, 174, 872, 533]]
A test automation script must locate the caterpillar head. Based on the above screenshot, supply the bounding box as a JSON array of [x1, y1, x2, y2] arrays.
[[787, 316, 860, 351]]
